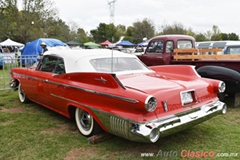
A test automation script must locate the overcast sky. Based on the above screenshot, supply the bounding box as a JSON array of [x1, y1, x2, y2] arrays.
[[54, 0, 240, 36]]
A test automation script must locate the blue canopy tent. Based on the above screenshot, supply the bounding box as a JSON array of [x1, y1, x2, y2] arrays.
[[20, 38, 68, 66], [21, 38, 68, 56], [116, 40, 136, 47], [137, 40, 149, 47]]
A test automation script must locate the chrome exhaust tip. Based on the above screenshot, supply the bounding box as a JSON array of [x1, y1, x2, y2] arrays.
[[222, 104, 227, 114]]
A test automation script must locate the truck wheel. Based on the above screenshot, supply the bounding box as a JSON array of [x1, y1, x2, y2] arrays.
[[75, 108, 103, 137], [18, 84, 29, 103]]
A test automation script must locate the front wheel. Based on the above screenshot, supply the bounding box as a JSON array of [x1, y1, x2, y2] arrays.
[[75, 108, 103, 137], [18, 84, 29, 103]]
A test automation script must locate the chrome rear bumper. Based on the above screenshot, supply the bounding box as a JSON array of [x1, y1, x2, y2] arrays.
[[129, 100, 226, 143], [92, 100, 226, 143]]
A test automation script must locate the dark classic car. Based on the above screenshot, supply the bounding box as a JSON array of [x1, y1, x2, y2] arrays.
[[9, 49, 227, 143]]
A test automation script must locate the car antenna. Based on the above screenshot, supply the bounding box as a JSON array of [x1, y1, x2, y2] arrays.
[[111, 36, 114, 72]]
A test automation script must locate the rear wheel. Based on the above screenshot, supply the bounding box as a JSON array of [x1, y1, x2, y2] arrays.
[[18, 84, 29, 103], [75, 108, 103, 137]]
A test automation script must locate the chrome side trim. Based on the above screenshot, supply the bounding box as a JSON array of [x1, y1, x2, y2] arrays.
[[49, 81, 138, 103], [50, 81, 138, 103], [14, 72, 139, 104]]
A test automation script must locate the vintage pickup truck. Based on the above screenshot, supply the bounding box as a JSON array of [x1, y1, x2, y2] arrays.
[[137, 34, 240, 105]]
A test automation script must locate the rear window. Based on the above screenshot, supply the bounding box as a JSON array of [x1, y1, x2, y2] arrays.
[[90, 57, 149, 72], [177, 40, 193, 49]]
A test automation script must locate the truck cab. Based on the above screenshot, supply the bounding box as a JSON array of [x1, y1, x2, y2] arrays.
[[137, 35, 195, 66]]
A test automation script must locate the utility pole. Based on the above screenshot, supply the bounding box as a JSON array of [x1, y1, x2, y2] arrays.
[[108, 0, 117, 24]]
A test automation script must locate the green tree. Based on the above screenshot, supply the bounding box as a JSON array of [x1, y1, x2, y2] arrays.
[[0, 0, 58, 43], [44, 18, 70, 42], [0, 0, 19, 41], [0, 0, 82, 44], [124, 26, 134, 42], [221, 32, 239, 40], [186, 27, 195, 38], [90, 23, 119, 43], [221, 33, 228, 40], [160, 22, 187, 35], [210, 25, 221, 41], [195, 33, 208, 42], [65, 20, 81, 42], [204, 30, 212, 41], [228, 33, 239, 40], [115, 24, 126, 41], [76, 28, 89, 43], [132, 18, 155, 43]]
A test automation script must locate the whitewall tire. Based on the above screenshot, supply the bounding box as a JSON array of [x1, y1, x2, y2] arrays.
[[75, 108, 103, 137], [18, 84, 29, 103]]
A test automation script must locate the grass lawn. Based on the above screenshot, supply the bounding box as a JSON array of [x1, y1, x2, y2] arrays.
[[0, 90, 240, 160]]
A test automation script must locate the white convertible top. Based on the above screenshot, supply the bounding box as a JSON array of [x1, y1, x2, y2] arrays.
[[43, 49, 142, 73]]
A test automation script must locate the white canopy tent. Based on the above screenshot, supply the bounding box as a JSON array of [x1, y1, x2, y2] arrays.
[[0, 38, 24, 47], [0, 39, 24, 63]]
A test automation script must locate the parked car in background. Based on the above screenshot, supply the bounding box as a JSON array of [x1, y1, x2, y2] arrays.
[[196, 41, 227, 54], [195, 41, 212, 49], [9, 49, 227, 143], [222, 41, 240, 54], [195, 40, 240, 55]]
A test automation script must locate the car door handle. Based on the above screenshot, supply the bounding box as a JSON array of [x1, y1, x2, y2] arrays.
[[43, 79, 48, 83], [157, 57, 163, 59]]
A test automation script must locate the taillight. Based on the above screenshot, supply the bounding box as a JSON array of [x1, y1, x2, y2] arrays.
[[145, 96, 157, 112]]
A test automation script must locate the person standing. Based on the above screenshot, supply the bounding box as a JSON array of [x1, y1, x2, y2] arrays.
[[40, 42, 48, 56]]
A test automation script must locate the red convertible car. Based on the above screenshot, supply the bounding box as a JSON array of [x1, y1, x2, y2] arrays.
[[10, 49, 227, 143]]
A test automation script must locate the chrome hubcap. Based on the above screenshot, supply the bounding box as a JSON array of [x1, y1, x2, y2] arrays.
[[79, 111, 92, 131]]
